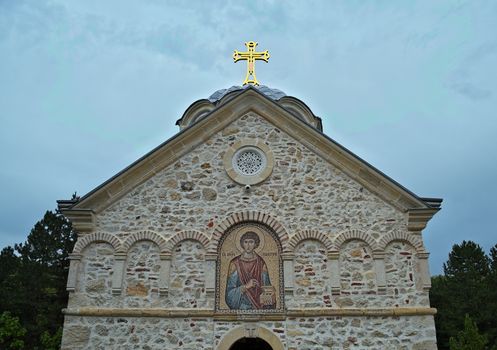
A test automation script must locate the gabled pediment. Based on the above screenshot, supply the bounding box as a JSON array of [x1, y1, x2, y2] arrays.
[[59, 87, 440, 231]]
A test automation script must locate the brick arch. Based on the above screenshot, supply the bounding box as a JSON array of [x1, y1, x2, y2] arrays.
[[334, 229, 379, 251], [208, 211, 290, 254], [165, 230, 210, 253], [288, 229, 334, 253], [119, 230, 168, 254], [73, 232, 122, 255], [378, 230, 425, 254]]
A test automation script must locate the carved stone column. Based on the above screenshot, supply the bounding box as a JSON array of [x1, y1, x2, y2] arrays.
[[373, 250, 386, 294], [66, 253, 81, 292], [328, 251, 340, 295], [417, 252, 431, 291], [159, 253, 172, 297], [281, 253, 294, 296], [112, 253, 127, 296], [205, 254, 217, 299]]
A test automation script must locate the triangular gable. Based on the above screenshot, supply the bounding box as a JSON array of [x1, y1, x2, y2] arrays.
[[58, 87, 440, 231]]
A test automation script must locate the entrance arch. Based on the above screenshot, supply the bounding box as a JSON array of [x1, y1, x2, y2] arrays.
[[229, 337, 272, 350], [217, 325, 284, 350]]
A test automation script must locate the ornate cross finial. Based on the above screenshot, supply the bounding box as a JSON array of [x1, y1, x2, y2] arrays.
[[233, 41, 270, 86]]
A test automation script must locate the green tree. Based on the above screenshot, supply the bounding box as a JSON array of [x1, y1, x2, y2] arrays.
[[0, 311, 26, 350], [40, 327, 63, 350], [15, 210, 74, 268], [0, 247, 22, 313], [0, 210, 76, 349], [484, 244, 497, 348], [432, 241, 490, 349], [449, 314, 487, 350]]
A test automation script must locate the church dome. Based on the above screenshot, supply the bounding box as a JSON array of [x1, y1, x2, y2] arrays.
[[208, 85, 286, 103], [176, 85, 323, 131]]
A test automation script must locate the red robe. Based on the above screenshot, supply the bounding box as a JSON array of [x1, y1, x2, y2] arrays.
[[232, 254, 266, 309]]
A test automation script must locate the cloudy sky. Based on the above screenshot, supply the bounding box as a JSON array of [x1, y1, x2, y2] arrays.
[[1, 0, 496, 274]]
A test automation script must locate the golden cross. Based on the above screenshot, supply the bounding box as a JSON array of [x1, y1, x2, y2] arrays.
[[233, 41, 270, 86]]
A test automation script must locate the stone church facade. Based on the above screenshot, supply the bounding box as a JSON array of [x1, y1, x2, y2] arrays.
[[58, 86, 441, 349]]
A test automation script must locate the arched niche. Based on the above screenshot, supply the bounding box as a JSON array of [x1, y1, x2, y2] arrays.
[[169, 239, 207, 308], [385, 240, 420, 306], [122, 240, 161, 307], [293, 239, 331, 307], [76, 242, 115, 305], [215, 222, 284, 314], [339, 239, 377, 297]]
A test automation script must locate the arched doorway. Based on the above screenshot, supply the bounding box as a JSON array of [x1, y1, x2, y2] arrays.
[[217, 325, 285, 350], [229, 337, 272, 350]]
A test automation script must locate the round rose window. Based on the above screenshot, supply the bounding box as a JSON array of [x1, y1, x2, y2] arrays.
[[232, 147, 267, 176], [223, 137, 274, 185]]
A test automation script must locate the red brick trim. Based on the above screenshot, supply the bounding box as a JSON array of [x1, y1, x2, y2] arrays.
[[334, 229, 379, 251], [287, 229, 334, 253], [120, 230, 168, 253], [73, 232, 121, 255], [378, 230, 425, 253], [208, 211, 289, 254], [165, 230, 210, 252]]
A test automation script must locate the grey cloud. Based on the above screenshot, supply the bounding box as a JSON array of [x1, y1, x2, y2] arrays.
[[450, 81, 492, 100], [447, 42, 497, 100], [465, 42, 497, 63]]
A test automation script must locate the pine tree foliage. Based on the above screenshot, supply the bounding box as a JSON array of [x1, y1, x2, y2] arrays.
[[0, 210, 76, 349], [15, 210, 74, 268], [449, 314, 487, 350], [486, 244, 497, 349], [40, 327, 63, 350], [0, 312, 26, 350], [432, 241, 497, 350]]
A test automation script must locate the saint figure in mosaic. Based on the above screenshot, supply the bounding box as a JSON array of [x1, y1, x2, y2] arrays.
[[225, 231, 275, 309]]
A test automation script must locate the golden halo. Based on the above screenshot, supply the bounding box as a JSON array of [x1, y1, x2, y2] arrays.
[[234, 226, 265, 254]]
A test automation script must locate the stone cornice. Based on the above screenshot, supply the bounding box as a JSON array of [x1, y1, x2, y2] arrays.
[[407, 208, 441, 232], [286, 307, 436, 317], [60, 209, 95, 232], [67, 88, 436, 214], [63, 307, 436, 318]]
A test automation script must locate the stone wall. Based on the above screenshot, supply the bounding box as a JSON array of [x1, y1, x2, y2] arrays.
[[68, 240, 430, 307], [68, 238, 429, 310], [61, 316, 214, 350], [292, 239, 332, 308], [71, 243, 114, 308], [386, 241, 428, 307], [169, 239, 207, 308], [123, 241, 161, 307], [61, 316, 437, 350], [286, 315, 437, 349], [95, 113, 406, 241], [337, 240, 377, 307]]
